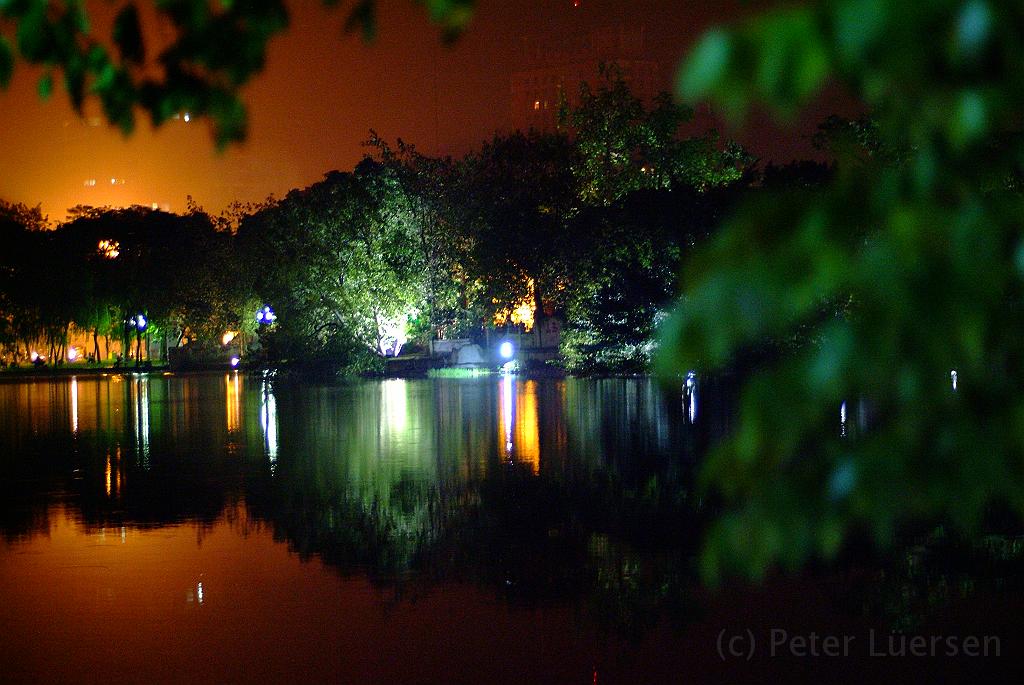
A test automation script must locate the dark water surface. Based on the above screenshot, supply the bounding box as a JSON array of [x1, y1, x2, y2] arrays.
[[0, 374, 1019, 683]]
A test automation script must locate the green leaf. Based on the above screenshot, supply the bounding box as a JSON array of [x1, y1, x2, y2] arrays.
[[37, 71, 52, 99], [17, 1, 52, 61], [950, 89, 988, 147], [676, 29, 732, 102], [113, 4, 145, 64]]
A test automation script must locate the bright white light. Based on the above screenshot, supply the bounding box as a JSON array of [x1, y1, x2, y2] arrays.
[[261, 379, 278, 466], [840, 400, 847, 424], [257, 305, 276, 324], [684, 371, 698, 423], [230, 356, 240, 368], [502, 376, 514, 455], [68, 348, 79, 361], [71, 376, 79, 434], [183, 112, 191, 123], [135, 314, 147, 330], [499, 341, 514, 359], [30, 351, 38, 362], [951, 369, 958, 391], [222, 331, 237, 346]]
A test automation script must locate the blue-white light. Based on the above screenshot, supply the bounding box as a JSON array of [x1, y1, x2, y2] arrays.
[[499, 341, 514, 360], [230, 356, 240, 368], [256, 305, 277, 324]]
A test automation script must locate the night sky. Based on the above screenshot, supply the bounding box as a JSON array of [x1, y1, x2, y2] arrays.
[[0, 0, 850, 221]]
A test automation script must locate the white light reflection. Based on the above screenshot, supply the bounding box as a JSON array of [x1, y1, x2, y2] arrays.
[[840, 400, 848, 438], [132, 376, 150, 468], [501, 375, 514, 457], [381, 379, 408, 437], [70, 376, 79, 434], [197, 582, 204, 604], [951, 369, 958, 392], [260, 379, 278, 471], [684, 371, 698, 424]]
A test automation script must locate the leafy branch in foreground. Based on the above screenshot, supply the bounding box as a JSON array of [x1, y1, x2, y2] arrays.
[[662, 1, 1024, 581], [0, 0, 475, 147]]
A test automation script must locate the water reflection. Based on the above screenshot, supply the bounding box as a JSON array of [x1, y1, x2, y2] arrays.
[[260, 377, 278, 468], [70, 375, 78, 434], [131, 375, 150, 467], [0, 374, 698, 639], [225, 372, 241, 434]]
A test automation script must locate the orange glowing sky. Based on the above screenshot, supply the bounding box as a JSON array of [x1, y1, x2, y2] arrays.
[[0, 1, 844, 222]]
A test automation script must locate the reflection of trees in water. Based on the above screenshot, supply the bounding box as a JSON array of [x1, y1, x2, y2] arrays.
[[5, 375, 1021, 636]]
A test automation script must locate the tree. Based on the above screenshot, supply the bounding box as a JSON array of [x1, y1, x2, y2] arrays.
[[237, 160, 428, 370], [566, 64, 749, 205], [663, 0, 1024, 580], [557, 72, 753, 372], [459, 130, 578, 336], [0, 1, 474, 147]]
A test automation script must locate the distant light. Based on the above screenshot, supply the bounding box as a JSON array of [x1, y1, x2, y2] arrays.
[[30, 351, 39, 362], [111, 178, 116, 185], [222, 331, 237, 346], [98, 239, 120, 259], [134, 314, 147, 331], [183, 112, 191, 123], [68, 348, 79, 361], [499, 341, 514, 359], [951, 369, 958, 391], [230, 356, 240, 368]]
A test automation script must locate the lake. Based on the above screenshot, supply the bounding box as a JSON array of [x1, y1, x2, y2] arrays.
[[0, 373, 1018, 683]]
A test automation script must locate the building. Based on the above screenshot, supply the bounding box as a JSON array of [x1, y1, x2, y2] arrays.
[[510, 25, 659, 133]]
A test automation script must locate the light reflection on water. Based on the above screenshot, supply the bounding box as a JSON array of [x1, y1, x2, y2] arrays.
[[0, 374, 698, 683]]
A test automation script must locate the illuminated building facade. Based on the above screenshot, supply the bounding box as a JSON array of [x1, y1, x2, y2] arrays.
[[510, 25, 658, 133]]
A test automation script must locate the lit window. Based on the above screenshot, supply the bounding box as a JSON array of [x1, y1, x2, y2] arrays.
[[533, 100, 541, 110]]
